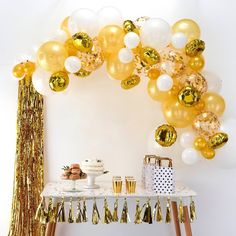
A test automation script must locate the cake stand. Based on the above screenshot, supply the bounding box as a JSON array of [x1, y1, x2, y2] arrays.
[[83, 171, 108, 189]]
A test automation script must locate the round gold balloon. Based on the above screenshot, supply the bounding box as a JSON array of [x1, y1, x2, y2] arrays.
[[123, 20, 138, 34], [74, 68, 91, 78], [64, 38, 78, 56], [147, 68, 161, 80], [208, 132, 228, 149], [12, 63, 25, 78], [72, 32, 93, 53], [121, 74, 140, 89], [49, 71, 69, 92], [201, 92, 225, 116], [60, 16, 70, 37], [193, 111, 220, 138], [194, 137, 207, 151], [172, 19, 201, 41], [106, 53, 135, 80], [178, 86, 200, 107], [37, 41, 68, 73], [201, 147, 215, 159], [98, 25, 125, 55], [189, 55, 205, 71], [162, 97, 197, 128], [155, 124, 177, 147], [141, 47, 160, 65], [24, 61, 36, 76], [185, 39, 205, 57]]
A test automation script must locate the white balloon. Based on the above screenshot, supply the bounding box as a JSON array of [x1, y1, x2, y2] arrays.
[[202, 71, 222, 92], [64, 56, 81, 73], [171, 32, 187, 49], [140, 18, 171, 50], [51, 29, 68, 42], [124, 32, 140, 49], [156, 74, 173, 91], [182, 148, 200, 165], [180, 132, 196, 148], [118, 48, 134, 64], [69, 8, 99, 37], [97, 6, 123, 29]]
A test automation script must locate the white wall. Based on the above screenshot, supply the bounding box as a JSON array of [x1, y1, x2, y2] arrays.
[[1, 0, 236, 235]]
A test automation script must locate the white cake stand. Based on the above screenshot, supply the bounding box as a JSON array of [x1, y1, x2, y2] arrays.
[[83, 172, 105, 189]]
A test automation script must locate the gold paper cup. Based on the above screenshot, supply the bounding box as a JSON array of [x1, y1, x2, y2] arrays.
[[126, 179, 136, 194], [112, 180, 122, 193]]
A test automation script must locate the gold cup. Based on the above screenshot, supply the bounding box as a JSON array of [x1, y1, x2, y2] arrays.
[[126, 178, 136, 194], [112, 178, 122, 194]]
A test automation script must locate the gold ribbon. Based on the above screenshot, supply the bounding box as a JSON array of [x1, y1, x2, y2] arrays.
[[153, 197, 162, 222], [102, 198, 113, 224], [76, 198, 83, 223], [120, 198, 129, 223], [190, 197, 197, 222], [165, 198, 171, 223], [68, 197, 74, 223], [134, 199, 142, 224], [58, 197, 66, 222], [142, 198, 152, 224], [178, 198, 185, 223], [92, 198, 100, 225], [112, 198, 119, 222]]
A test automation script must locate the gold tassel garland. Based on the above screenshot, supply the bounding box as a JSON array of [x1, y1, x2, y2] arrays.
[[165, 198, 171, 223], [142, 199, 152, 224], [76, 198, 83, 223], [92, 198, 100, 225], [190, 197, 197, 222], [120, 198, 130, 223], [58, 197, 66, 222], [68, 197, 74, 223], [178, 198, 185, 223], [134, 199, 142, 224], [82, 198, 88, 222], [153, 197, 162, 222], [103, 198, 113, 224], [112, 198, 119, 222]]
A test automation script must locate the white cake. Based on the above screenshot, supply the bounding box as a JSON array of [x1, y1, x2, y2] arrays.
[[81, 159, 104, 174]]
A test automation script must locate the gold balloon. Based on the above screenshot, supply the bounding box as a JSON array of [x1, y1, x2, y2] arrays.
[[37, 41, 68, 73], [121, 74, 140, 89], [189, 55, 205, 71], [162, 97, 197, 128], [141, 47, 160, 65], [72, 32, 93, 53], [178, 86, 200, 107], [155, 124, 177, 147], [193, 111, 220, 138], [201, 147, 215, 159], [123, 20, 138, 34], [24, 61, 36, 76], [194, 137, 207, 151], [49, 71, 69, 92], [208, 132, 228, 149], [60, 16, 70, 37], [74, 68, 91, 78], [12, 63, 25, 78], [201, 92, 226, 116], [98, 25, 125, 54], [64, 38, 78, 56], [172, 19, 201, 41], [106, 53, 135, 80], [147, 68, 161, 80], [185, 39, 205, 57]]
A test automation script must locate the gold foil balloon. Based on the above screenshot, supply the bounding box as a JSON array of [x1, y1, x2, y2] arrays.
[[201, 92, 225, 116], [72, 32, 93, 53], [189, 55, 205, 71], [194, 137, 207, 150], [141, 47, 160, 65], [98, 25, 125, 55], [64, 38, 78, 56], [172, 19, 201, 41], [193, 111, 220, 138], [185, 39, 205, 57], [162, 97, 197, 128], [106, 53, 135, 80], [155, 124, 177, 147], [178, 86, 200, 107], [37, 41, 68, 73], [12, 63, 25, 78], [74, 69, 91, 78], [61, 16, 70, 37], [208, 132, 228, 149], [201, 147, 215, 159], [49, 71, 69, 92], [121, 74, 140, 89], [123, 20, 138, 34], [147, 79, 169, 102]]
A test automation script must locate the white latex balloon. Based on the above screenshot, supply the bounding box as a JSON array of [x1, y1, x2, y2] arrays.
[[118, 48, 134, 64], [97, 6, 123, 29], [171, 32, 187, 49], [124, 32, 140, 49], [140, 18, 171, 50], [69, 8, 99, 37], [64, 56, 81, 73], [182, 148, 200, 165], [156, 74, 173, 91], [51, 29, 68, 42], [180, 132, 196, 148], [201, 71, 222, 92]]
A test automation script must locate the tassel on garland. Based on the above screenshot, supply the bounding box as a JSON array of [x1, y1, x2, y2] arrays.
[[47, 197, 56, 223], [153, 197, 162, 222], [57, 197, 66, 222], [120, 198, 130, 223], [103, 198, 113, 224], [68, 197, 74, 223], [134, 199, 142, 224], [76, 198, 83, 223], [165, 198, 171, 223], [178, 198, 185, 223], [142, 198, 152, 224], [92, 198, 100, 225], [190, 197, 197, 222], [112, 198, 119, 222], [82, 198, 88, 222]]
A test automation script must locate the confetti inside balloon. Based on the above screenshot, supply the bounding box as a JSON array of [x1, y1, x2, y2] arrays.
[[49, 71, 69, 92], [155, 124, 177, 147], [178, 86, 200, 107]]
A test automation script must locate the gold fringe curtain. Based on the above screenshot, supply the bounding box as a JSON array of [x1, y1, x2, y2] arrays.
[[8, 77, 44, 236]]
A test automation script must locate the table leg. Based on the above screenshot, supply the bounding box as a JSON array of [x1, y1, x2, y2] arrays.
[[45, 222, 57, 236], [183, 206, 192, 236], [171, 201, 181, 236]]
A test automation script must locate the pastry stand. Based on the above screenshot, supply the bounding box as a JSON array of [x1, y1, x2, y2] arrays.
[[42, 181, 196, 236]]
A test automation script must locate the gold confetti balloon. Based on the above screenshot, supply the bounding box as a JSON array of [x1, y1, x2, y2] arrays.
[[12, 63, 25, 78], [141, 47, 160, 65], [189, 55, 205, 71], [185, 39, 205, 57], [201, 146, 215, 159], [74, 68, 91, 78], [178, 86, 200, 107], [155, 124, 177, 147], [49, 71, 69, 92], [193, 111, 220, 138], [194, 137, 207, 150], [134, 16, 150, 30], [123, 20, 138, 33], [208, 132, 228, 149], [72, 32, 93, 53], [121, 74, 140, 89]]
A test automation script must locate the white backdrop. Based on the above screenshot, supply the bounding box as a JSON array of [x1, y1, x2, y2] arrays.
[[1, 0, 236, 235]]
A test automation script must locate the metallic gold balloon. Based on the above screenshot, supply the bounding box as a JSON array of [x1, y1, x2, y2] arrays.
[[61, 16, 70, 37], [201, 92, 225, 116], [64, 38, 78, 56], [178, 86, 200, 107], [106, 53, 135, 80], [185, 39, 205, 57], [49, 71, 69, 92], [141, 47, 160, 65], [24, 61, 36, 76], [155, 124, 177, 147], [37, 41, 68, 72], [193, 111, 220, 138], [74, 68, 91, 78], [172, 19, 201, 41], [147, 79, 169, 102], [13, 63, 25, 78], [147, 68, 161, 80], [72, 32, 93, 53], [189, 55, 205, 71], [201, 147, 215, 159], [123, 20, 138, 34], [162, 97, 197, 128], [121, 74, 140, 89], [98, 25, 125, 54], [194, 137, 207, 151], [208, 132, 228, 149]]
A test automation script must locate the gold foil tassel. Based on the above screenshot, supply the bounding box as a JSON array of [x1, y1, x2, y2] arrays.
[[82, 198, 88, 222], [142, 199, 152, 224], [103, 198, 113, 224], [165, 198, 171, 223], [47, 197, 55, 223], [120, 198, 130, 223], [76, 198, 83, 223], [153, 197, 162, 222], [92, 198, 100, 225], [68, 197, 74, 223], [58, 197, 66, 222], [112, 198, 119, 222], [178, 198, 185, 223], [190, 197, 197, 222], [134, 199, 142, 224]]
